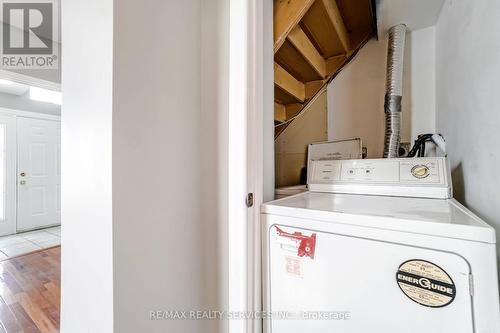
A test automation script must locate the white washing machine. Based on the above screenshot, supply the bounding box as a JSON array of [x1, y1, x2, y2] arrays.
[[262, 157, 500, 333]]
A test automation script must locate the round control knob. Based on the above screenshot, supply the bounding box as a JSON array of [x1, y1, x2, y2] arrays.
[[411, 164, 430, 179]]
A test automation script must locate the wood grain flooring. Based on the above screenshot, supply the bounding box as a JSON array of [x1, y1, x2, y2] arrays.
[[0, 246, 60, 333]]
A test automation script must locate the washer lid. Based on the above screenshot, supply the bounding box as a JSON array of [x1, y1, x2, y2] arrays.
[[261, 192, 496, 244]]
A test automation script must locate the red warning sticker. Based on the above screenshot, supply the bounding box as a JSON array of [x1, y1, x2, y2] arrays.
[[275, 226, 316, 259]]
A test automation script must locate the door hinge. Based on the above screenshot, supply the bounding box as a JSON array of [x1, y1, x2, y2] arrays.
[[246, 193, 254, 208], [468, 273, 474, 297]]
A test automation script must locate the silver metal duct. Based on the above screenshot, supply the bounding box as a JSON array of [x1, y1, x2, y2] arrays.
[[383, 24, 406, 158]]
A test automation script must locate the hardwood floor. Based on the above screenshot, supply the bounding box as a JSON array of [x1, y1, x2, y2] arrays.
[[0, 247, 60, 333]]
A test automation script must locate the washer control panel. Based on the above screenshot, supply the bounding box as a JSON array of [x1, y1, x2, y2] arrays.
[[411, 164, 430, 178], [308, 157, 451, 198]]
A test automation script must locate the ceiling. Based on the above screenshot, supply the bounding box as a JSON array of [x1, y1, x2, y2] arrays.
[[0, 80, 29, 96]]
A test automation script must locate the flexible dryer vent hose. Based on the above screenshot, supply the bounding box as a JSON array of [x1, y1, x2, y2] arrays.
[[383, 24, 406, 158]]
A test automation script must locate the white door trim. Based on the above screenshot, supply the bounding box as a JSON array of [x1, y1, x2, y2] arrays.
[[0, 114, 17, 236], [0, 107, 61, 121], [246, 0, 265, 332], [228, 0, 266, 332]]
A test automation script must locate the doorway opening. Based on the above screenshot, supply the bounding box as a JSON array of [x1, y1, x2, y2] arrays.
[[0, 70, 61, 332], [271, 0, 376, 199]]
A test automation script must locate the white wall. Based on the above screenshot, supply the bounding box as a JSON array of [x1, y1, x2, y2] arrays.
[[112, 1, 224, 332], [200, 1, 229, 333], [327, 29, 436, 157], [436, 0, 500, 266], [410, 27, 436, 141], [328, 38, 387, 158], [276, 92, 328, 187], [327, 37, 411, 158], [61, 0, 114, 332], [63, 0, 230, 332]]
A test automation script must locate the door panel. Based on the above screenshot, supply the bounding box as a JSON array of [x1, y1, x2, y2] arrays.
[[269, 224, 474, 333], [0, 115, 17, 236], [17, 117, 61, 231], [55, 126, 61, 216]]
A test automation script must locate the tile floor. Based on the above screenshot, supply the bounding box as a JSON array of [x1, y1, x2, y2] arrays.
[[0, 226, 61, 260]]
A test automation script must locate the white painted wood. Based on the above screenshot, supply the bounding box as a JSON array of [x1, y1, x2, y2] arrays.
[[0, 114, 17, 236], [61, 0, 114, 330], [227, 0, 270, 332], [247, 1, 265, 333], [16, 117, 61, 231]]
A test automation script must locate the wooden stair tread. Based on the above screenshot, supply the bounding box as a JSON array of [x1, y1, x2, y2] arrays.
[[273, 0, 376, 137]]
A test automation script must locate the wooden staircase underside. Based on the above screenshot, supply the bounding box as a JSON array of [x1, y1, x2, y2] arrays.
[[274, 0, 376, 137]]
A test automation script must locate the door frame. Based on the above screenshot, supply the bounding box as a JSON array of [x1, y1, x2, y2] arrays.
[[246, 1, 268, 333], [0, 113, 17, 236], [228, 0, 269, 333], [228, 0, 251, 332], [0, 107, 60, 122]]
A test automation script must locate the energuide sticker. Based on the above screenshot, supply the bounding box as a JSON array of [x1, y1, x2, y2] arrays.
[[396, 259, 456, 308]]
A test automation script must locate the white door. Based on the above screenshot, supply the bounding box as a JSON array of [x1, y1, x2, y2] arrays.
[[17, 117, 61, 231], [269, 224, 474, 333], [0, 115, 17, 236]]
